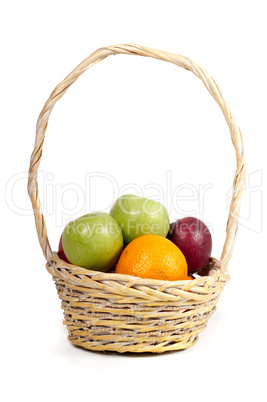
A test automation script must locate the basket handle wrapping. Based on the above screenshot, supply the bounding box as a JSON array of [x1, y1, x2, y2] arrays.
[[28, 44, 246, 267]]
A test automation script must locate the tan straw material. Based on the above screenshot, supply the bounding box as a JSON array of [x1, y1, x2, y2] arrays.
[[28, 44, 246, 353]]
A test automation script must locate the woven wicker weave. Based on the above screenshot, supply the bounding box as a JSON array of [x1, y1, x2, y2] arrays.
[[28, 44, 246, 353]]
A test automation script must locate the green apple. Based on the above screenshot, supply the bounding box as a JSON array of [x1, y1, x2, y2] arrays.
[[62, 212, 123, 271], [110, 194, 169, 245]]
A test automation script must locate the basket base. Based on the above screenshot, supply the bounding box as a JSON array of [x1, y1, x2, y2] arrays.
[[67, 333, 200, 353], [62, 304, 213, 353]]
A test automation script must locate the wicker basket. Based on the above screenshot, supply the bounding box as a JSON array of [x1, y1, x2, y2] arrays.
[[28, 44, 246, 353]]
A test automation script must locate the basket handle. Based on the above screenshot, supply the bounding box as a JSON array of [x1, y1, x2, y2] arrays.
[[28, 44, 246, 267]]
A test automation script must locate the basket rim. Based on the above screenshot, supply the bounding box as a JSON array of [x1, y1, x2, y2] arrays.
[[48, 251, 229, 290]]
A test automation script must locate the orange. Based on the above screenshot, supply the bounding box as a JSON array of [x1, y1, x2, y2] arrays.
[[115, 234, 191, 281]]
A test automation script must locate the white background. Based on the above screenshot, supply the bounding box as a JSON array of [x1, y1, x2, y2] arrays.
[[1, 1, 266, 401]]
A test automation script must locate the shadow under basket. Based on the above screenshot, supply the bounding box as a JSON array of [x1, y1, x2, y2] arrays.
[[28, 44, 246, 353]]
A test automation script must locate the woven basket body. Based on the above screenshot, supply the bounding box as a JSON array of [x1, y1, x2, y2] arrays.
[[28, 44, 246, 353]]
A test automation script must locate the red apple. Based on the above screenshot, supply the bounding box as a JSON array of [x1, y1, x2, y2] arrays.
[[58, 234, 70, 263], [167, 217, 212, 273]]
